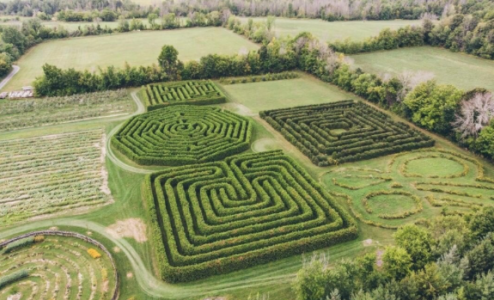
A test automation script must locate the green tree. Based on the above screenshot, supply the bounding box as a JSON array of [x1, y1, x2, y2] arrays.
[[475, 121, 494, 160], [147, 13, 158, 28], [469, 206, 494, 240], [403, 81, 464, 134], [382, 246, 413, 279], [158, 45, 180, 79], [294, 261, 326, 300], [395, 225, 433, 270]]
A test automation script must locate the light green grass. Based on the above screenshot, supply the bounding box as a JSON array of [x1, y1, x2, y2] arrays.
[[239, 17, 422, 42], [5, 27, 258, 90], [219, 73, 357, 112], [406, 157, 465, 177], [351, 46, 494, 91]]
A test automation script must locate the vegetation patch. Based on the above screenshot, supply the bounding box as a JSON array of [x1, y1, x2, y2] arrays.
[[141, 80, 226, 111], [0, 234, 117, 300], [0, 90, 133, 132], [219, 72, 299, 85], [112, 106, 252, 166], [324, 149, 494, 229], [0, 130, 112, 225], [260, 101, 434, 166], [145, 150, 357, 282]]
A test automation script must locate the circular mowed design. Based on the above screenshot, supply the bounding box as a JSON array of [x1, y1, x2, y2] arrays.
[[403, 155, 467, 178], [112, 106, 252, 166], [0, 233, 117, 300]]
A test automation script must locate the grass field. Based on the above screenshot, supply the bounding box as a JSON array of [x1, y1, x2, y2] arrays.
[[219, 73, 357, 112], [4, 27, 258, 91], [239, 17, 422, 42], [351, 46, 494, 91]]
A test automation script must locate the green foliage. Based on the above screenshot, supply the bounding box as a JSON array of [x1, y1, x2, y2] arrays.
[[469, 207, 494, 240], [403, 81, 464, 135], [394, 225, 433, 270], [261, 101, 434, 166], [475, 121, 494, 160], [382, 246, 412, 280], [145, 150, 357, 282], [0, 270, 29, 289], [158, 45, 180, 79], [142, 80, 226, 110], [1, 237, 35, 254], [294, 261, 326, 300], [219, 72, 299, 85], [112, 105, 251, 166]]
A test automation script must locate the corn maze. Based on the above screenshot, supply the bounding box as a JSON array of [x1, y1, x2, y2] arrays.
[[325, 149, 494, 229], [0, 130, 112, 225], [0, 234, 117, 300], [142, 80, 226, 111], [260, 101, 435, 166], [112, 106, 252, 166], [145, 150, 357, 282]]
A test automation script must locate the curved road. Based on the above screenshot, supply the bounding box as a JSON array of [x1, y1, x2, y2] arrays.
[[0, 65, 20, 91]]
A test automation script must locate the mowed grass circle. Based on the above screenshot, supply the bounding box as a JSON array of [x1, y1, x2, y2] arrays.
[[403, 155, 467, 178], [112, 106, 252, 166]]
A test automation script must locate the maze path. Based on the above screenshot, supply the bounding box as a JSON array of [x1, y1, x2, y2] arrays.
[[142, 80, 226, 111], [0, 235, 117, 300], [261, 101, 434, 166], [112, 106, 252, 166], [145, 150, 357, 282]]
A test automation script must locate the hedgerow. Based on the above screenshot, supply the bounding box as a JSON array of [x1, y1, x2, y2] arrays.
[[219, 72, 299, 85], [141, 80, 226, 111], [144, 150, 358, 282], [260, 101, 434, 166], [112, 105, 252, 166]]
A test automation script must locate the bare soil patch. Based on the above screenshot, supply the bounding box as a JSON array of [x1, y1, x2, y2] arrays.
[[106, 218, 147, 243]]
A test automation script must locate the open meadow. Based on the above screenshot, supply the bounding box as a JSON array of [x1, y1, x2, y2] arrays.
[[3, 27, 258, 90], [239, 17, 422, 42], [351, 46, 494, 91]]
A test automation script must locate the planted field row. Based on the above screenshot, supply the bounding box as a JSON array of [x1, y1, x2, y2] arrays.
[[260, 101, 434, 166], [142, 80, 226, 111], [0, 130, 112, 225], [0, 90, 133, 132], [325, 149, 494, 229], [112, 106, 252, 166], [0, 234, 117, 300], [145, 150, 357, 282]]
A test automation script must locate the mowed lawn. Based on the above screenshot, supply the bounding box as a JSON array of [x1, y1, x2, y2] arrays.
[[352, 46, 494, 91], [5, 27, 258, 90], [239, 17, 422, 42], [220, 74, 357, 112]]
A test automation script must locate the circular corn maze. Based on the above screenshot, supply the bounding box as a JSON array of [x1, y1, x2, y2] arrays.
[[145, 150, 357, 282], [112, 106, 252, 166], [0, 232, 117, 300]]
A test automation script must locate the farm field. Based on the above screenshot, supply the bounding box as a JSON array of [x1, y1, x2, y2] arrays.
[[0, 234, 117, 300], [0, 90, 134, 132], [238, 17, 422, 42], [3, 27, 258, 90], [0, 130, 112, 225], [351, 46, 494, 91], [219, 74, 358, 112]]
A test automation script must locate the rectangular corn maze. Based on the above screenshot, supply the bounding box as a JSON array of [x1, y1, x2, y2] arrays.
[[260, 101, 435, 166], [141, 80, 226, 111], [144, 150, 357, 282]]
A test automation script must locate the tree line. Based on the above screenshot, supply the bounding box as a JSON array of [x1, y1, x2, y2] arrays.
[[295, 207, 494, 300]]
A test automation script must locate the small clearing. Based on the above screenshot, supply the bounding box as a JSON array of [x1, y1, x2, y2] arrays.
[[106, 218, 147, 243]]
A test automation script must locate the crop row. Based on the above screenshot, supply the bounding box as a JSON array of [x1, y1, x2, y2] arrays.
[[260, 101, 434, 166], [145, 150, 357, 282], [0, 130, 111, 225], [112, 106, 252, 166], [142, 80, 226, 111]]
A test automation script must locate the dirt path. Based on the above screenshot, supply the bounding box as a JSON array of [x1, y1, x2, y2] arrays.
[[0, 65, 20, 91]]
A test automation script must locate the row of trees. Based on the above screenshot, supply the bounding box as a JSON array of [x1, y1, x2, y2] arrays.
[[3, 0, 494, 23], [295, 207, 494, 300]]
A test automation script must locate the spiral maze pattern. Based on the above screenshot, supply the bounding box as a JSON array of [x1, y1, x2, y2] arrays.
[[142, 80, 226, 111], [261, 101, 434, 166], [145, 150, 357, 282], [0, 235, 117, 300], [112, 106, 252, 166]]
